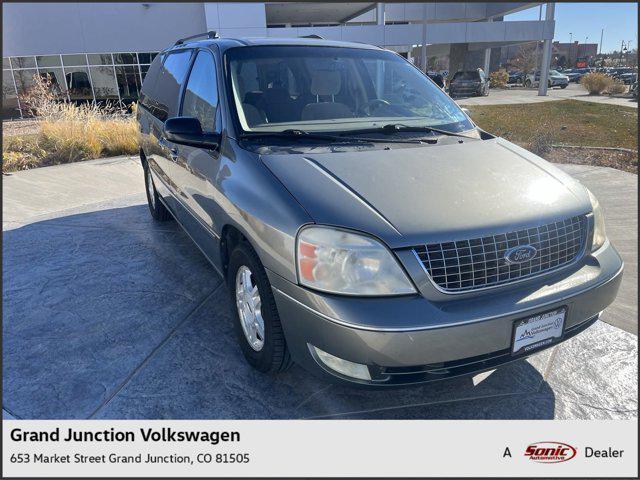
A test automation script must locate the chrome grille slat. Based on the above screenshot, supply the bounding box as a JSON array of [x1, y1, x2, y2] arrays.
[[414, 215, 587, 293]]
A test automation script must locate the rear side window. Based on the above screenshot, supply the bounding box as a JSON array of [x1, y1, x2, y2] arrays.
[[181, 51, 219, 134], [150, 49, 193, 121]]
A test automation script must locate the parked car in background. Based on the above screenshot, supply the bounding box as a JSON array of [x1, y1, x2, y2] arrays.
[[565, 67, 593, 83], [448, 68, 490, 97], [137, 35, 622, 386], [508, 70, 525, 85], [524, 70, 569, 89], [426, 71, 446, 91], [630, 81, 638, 98], [617, 72, 638, 85]]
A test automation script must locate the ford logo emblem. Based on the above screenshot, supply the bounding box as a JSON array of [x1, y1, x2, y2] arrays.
[[504, 245, 537, 264]]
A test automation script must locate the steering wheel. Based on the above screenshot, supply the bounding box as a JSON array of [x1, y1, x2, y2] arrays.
[[364, 98, 390, 115]]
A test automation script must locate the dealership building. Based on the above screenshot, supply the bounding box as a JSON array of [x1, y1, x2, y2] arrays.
[[2, 2, 555, 118]]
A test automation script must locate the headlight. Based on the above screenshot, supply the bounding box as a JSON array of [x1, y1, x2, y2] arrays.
[[296, 226, 416, 296], [587, 188, 606, 251]]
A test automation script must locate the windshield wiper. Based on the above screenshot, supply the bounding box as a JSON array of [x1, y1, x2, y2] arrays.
[[238, 129, 427, 144], [340, 123, 477, 139]]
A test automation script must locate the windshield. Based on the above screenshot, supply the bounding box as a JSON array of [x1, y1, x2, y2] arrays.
[[226, 46, 472, 134]]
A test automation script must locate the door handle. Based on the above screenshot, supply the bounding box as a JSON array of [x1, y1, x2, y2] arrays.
[[159, 137, 179, 162]]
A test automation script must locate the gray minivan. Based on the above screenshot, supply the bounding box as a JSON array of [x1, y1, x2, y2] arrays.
[[137, 33, 623, 386]]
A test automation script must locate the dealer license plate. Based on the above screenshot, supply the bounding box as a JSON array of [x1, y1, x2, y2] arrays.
[[512, 308, 566, 355]]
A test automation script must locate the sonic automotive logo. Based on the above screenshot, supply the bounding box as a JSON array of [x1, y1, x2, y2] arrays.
[[524, 441, 577, 463]]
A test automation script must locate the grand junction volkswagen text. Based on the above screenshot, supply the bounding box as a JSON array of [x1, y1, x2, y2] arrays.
[[136, 33, 623, 386]]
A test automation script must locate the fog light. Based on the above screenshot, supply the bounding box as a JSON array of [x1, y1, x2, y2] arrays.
[[311, 345, 371, 381]]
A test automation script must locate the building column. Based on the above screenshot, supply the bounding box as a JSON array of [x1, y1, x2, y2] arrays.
[[420, 2, 427, 71], [376, 3, 385, 25], [538, 3, 555, 96], [483, 18, 493, 73], [483, 48, 491, 74]]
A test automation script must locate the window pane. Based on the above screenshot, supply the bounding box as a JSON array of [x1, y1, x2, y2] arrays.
[[137, 52, 158, 64], [36, 55, 62, 68], [3, 57, 10, 70], [2, 71, 20, 119], [37, 68, 66, 95], [62, 54, 87, 67], [140, 64, 150, 80], [11, 57, 37, 69], [113, 53, 137, 65], [88, 53, 113, 66], [89, 66, 119, 103], [182, 51, 218, 133], [13, 69, 38, 94], [65, 66, 93, 102], [115, 65, 142, 102]]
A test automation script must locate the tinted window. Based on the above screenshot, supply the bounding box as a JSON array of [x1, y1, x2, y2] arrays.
[[182, 51, 219, 133], [453, 71, 480, 81], [146, 49, 192, 120]]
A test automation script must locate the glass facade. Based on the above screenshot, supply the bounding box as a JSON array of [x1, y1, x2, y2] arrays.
[[2, 51, 159, 118]]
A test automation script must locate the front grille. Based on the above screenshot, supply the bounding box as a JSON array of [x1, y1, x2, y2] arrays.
[[414, 215, 587, 293]]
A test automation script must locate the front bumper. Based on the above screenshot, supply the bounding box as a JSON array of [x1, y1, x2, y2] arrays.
[[269, 241, 623, 386]]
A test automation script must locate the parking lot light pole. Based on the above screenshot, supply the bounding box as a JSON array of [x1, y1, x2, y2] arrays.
[[538, 2, 555, 96]]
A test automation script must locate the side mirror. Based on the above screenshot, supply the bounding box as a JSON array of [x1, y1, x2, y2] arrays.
[[163, 117, 220, 150]]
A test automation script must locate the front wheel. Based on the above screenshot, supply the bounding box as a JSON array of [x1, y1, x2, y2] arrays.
[[524, 79, 532, 88], [560, 84, 568, 89], [227, 242, 292, 373]]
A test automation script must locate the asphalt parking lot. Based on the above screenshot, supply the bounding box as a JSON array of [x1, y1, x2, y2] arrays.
[[3, 156, 637, 420]]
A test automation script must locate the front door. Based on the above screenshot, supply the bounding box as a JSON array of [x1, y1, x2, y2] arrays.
[[173, 49, 225, 269]]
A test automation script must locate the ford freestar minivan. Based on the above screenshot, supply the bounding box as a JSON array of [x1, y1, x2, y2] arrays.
[[137, 33, 623, 386]]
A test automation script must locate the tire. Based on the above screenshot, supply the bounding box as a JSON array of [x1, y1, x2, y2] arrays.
[[227, 241, 292, 373], [144, 162, 171, 222], [525, 79, 532, 88], [560, 84, 568, 89]]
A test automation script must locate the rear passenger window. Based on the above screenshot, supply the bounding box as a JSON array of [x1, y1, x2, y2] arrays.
[[181, 51, 219, 133], [152, 49, 193, 120]]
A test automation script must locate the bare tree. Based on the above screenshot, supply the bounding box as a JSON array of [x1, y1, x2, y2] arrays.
[[509, 43, 539, 74]]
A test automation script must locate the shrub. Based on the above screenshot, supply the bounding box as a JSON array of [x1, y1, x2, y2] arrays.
[[607, 80, 627, 95], [489, 69, 509, 89], [3, 73, 139, 172], [580, 72, 614, 95]]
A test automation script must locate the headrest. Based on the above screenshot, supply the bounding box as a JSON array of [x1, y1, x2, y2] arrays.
[[310, 70, 341, 96]]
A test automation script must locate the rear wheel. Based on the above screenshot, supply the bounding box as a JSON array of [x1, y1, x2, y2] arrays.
[[144, 163, 171, 221], [227, 242, 292, 373], [560, 84, 568, 89]]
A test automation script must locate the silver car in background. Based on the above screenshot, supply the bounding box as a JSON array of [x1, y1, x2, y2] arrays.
[[137, 36, 623, 386]]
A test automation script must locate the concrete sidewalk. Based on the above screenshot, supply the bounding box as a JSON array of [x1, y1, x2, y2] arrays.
[[2, 157, 637, 420], [456, 83, 638, 108]]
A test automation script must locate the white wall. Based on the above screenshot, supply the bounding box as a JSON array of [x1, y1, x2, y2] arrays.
[[204, 3, 267, 38], [3, 3, 207, 56]]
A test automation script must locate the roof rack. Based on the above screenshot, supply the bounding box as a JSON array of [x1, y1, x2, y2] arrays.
[[300, 34, 324, 39], [174, 31, 219, 45]]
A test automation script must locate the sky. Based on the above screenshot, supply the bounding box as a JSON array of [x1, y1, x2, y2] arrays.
[[505, 2, 638, 53]]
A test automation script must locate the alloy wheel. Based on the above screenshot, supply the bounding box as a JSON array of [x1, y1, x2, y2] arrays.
[[235, 265, 265, 351]]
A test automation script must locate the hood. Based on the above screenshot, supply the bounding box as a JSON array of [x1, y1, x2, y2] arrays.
[[261, 138, 591, 247]]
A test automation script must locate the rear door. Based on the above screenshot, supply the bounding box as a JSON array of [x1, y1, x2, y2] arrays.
[[146, 49, 194, 208]]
